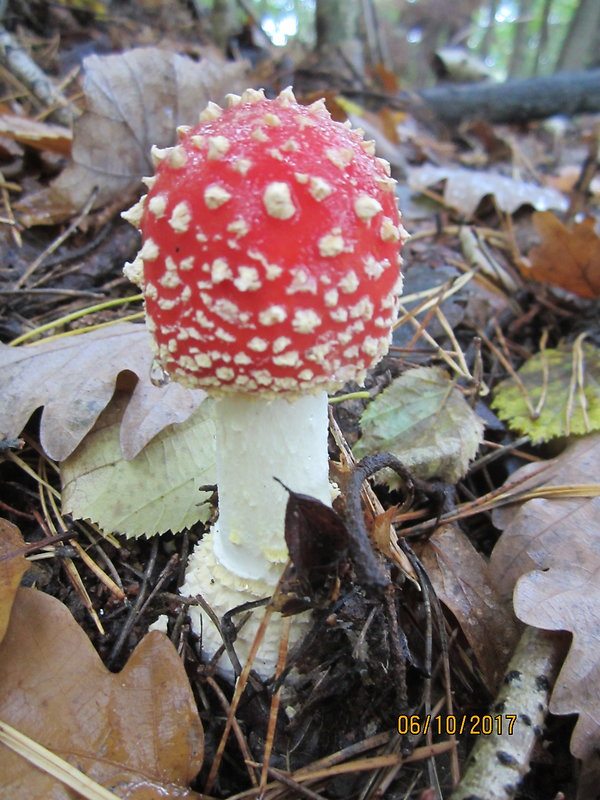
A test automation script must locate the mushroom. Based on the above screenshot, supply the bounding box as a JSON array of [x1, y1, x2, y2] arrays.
[[123, 87, 407, 677]]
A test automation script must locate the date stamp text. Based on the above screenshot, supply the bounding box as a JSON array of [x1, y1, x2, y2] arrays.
[[397, 714, 517, 736]]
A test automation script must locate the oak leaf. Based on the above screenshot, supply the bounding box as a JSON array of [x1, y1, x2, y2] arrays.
[[489, 433, 600, 759], [0, 322, 205, 461], [0, 588, 204, 798], [524, 211, 600, 299], [0, 520, 28, 644], [61, 391, 216, 537], [408, 165, 567, 218], [15, 47, 247, 226]]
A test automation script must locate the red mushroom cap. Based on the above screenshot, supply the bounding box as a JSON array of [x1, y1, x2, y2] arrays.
[[124, 88, 407, 396]]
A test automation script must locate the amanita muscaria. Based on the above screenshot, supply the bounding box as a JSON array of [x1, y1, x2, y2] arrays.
[[123, 87, 407, 676]]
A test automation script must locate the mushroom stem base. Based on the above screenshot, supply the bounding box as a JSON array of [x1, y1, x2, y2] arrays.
[[181, 538, 313, 678]]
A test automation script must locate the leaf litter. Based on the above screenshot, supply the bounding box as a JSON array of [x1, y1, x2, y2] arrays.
[[61, 391, 216, 538], [492, 336, 600, 442], [0, 520, 28, 642], [523, 211, 600, 299], [0, 579, 204, 798], [418, 524, 519, 693], [15, 48, 248, 227], [354, 366, 484, 483], [408, 164, 568, 217], [1, 14, 600, 799], [0, 322, 206, 461], [489, 434, 600, 759]]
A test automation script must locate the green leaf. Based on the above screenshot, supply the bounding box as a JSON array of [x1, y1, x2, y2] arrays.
[[61, 392, 216, 537], [491, 340, 600, 443], [354, 366, 484, 483]]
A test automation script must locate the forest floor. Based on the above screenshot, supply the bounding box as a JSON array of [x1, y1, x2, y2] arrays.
[[1, 4, 599, 800]]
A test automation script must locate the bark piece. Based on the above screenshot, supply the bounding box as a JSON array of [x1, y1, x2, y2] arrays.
[[450, 626, 565, 800], [403, 70, 600, 125]]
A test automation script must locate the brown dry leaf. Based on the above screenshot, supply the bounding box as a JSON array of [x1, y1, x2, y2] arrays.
[[408, 164, 567, 218], [0, 113, 72, 157], [0, 322, 206, 461], [0, 521, 28, 644], [0, 587, 204, 798], [372, 64, 400, 94], [489, 433, 600, 759], [15, 47, 247, 226], [524, 211, 600, 299], [419, 524, 519, 692]]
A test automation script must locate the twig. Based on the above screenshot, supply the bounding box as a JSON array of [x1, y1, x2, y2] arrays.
[[15, 189, 98, 288], [0, 528, 73, 561], [328, 409, 417, 580], [262, 766, 327, 800], [345, 453, 401, 590], [450, 626, 566, 800], [204, 598, 276, 794], [0, 27, 76, 125], [38, 221, 113, 270], [401, 539, 460, 787], [137, 553, 180, 616], [0, 288, 105, 298], [233, 0, 273, 47], [361, 0, 391, 72], [565, 121, 599, 222], [259, 615, 291, 794], [205, 676, 259, 788], [468, 435, 531, 473], [8, 293, 142, 346], [229, 741, 457, 800], [0, 167, 20, 246], [107, 537, 159, 666]]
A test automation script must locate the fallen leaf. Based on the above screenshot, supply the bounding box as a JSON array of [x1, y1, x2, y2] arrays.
[[433, 46, 496, 83], [354, 366, 484, 483], [419, 524, 518, 692], [575, 751, 600, 800], [491, 339, 600, 443], [0, 322, 205, 461], [515, 567, 599, 760], [282, 485, 349, 599], [0, 113, 72, 157], [489, 433, 600, 759], [408, 165, 567, 218], [0, 520, 28, 643], [0, 587, 204, 798], [61, 391, 216, 537], [523, 211, 600, 299], [15, 47, 247, 226]]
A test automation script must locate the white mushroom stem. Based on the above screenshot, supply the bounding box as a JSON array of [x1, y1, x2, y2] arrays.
[[181, 391, 331, 676], [213, 391, 331, 582]]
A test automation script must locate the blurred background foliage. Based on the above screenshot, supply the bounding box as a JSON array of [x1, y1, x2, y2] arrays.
[[189, 0, 599, 88]]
